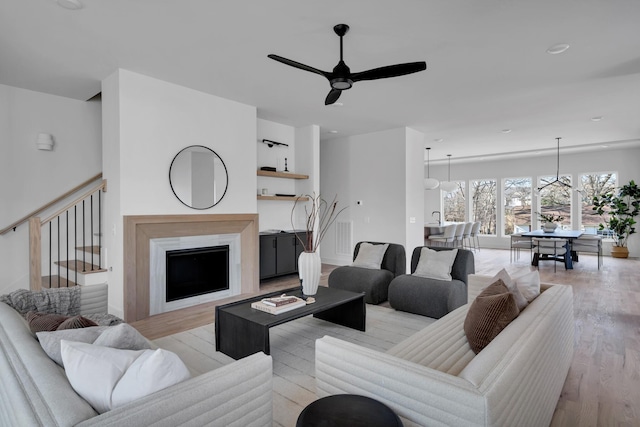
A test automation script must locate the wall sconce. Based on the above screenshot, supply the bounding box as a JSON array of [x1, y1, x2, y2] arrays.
[[36, 133, 54, 151]]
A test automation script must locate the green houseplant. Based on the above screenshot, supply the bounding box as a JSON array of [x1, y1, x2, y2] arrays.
[[592, 180, 640, 257]]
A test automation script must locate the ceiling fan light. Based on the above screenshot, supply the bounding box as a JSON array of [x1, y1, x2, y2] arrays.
[[440, 181, 458, 193], [424, 178, 440, 190], [331, 78, 352, 90]]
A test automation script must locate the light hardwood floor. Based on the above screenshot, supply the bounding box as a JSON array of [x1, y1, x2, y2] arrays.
[[133, 249, 640, 426]]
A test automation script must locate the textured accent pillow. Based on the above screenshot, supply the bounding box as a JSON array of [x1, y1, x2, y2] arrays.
[[464, 279, 520, 354], [57, 315, 99, 330], [489, 269, 528, 311], [61, 340, 190, 414], [27, 311, 69, 333], [512, 270, 541, 302], [351, 243, 389, 269], [413, 247, 459, 280], [93, 323, 151, 351], [37, 326, 108, 366]]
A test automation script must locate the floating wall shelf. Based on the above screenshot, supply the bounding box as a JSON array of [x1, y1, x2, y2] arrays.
[[257, 170, 309, 180]]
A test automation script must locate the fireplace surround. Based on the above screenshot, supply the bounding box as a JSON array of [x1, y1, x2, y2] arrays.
[[123, 214, 259, 322]]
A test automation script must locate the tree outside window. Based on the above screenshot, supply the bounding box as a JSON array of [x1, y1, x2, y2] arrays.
[[538, 175, 571, 229], [443, 182, 466, 223], [471, 179, 497, 235], [504, 177, 532, 235], [581, 172, 616, 234]]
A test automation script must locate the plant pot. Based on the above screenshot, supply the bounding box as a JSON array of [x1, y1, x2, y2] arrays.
[[543, 222, 558, 233], [611, 246, 629, 258], [298, 251, 321, 296]]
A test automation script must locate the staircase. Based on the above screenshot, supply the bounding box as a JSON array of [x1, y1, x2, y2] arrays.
[[27, 176, 107, 291]]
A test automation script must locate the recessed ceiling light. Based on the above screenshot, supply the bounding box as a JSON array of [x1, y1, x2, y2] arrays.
[[56, 0, 83, 9], [591, 116, 603, 122], [601, 145, 609, 148], [434, 138, 443, 143], [501, 129, 512, 134], [546, 43, 570, 55], [331, 102, 344, 107], [329, 130, 338, 134]]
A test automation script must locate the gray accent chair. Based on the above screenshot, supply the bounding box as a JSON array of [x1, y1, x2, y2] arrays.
[[388, 246, 475, 318], [328, 241, 406, 304]]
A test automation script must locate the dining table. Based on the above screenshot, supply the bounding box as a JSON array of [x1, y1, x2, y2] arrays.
[[520, 229, 583, 269]]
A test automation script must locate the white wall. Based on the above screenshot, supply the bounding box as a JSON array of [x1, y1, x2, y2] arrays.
[[320, 127, 425, 270], [0, 84, 101, 294], [424, 146, 640, 255], [102, 69, 257, 317]]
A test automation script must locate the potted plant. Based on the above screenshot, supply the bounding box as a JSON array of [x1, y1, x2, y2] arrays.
[[291, 193, 347, 295], [537, 212, 565, 233], [592, 180, 640, 258]]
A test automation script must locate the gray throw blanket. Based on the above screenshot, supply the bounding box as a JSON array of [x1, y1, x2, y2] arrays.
[[0, 287, 123, 326], [0, 287, 80, 316]]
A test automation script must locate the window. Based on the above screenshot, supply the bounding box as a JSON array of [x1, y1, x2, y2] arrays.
[[504, 177, 532, 235], [580, 172, 617, 234], [471, 179, 497, 235], [538, 175, 572, 229], [443, 182, 466, 222]]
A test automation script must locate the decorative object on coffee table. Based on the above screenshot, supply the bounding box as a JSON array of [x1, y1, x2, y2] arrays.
[[296, 394, 403, 427], [292, 193, 347, 296]]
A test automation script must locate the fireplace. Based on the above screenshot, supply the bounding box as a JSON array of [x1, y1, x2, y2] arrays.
[[123, 214, 259, 322], [166, 245, 230, 302]]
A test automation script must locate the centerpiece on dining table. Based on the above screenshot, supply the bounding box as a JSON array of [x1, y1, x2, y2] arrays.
[[537, 212, 565, 233]]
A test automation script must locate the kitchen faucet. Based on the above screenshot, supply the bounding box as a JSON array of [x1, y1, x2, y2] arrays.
[[432, 211, 441, 225]]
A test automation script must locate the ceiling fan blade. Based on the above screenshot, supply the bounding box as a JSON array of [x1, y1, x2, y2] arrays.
[[351, 61, 427, 82], [267, 54, 329, 78], [325, 89, 342, 105]]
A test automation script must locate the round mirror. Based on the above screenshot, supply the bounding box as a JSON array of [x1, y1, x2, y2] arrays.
[[169, 145, 228, 209]]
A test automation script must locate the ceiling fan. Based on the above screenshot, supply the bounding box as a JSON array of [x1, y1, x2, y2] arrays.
[[268, 24, 427, 105]]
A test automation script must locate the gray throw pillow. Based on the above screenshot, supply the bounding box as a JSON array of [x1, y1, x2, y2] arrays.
[[93, 323, 151, 351], [37, 326, 108, 366], [351, 243, 389, 269]]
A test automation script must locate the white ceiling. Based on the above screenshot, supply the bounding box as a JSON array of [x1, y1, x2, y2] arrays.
[[2, 0, 640, 163]]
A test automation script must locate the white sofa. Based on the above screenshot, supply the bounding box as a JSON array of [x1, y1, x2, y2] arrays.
[[0, 284, 273, 427], [315, 274, 574, 427]]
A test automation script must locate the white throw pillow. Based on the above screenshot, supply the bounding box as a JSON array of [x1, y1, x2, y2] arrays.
[[61, 340, 190, 413], [413, 248, 458, 280], [488, 268, 528, 311], [351, 243, 389, 269], [512, 270, 541, 302], [112, 348, 191, 409]]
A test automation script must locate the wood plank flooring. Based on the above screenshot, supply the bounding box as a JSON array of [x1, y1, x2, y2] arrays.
[[135, 249, 640, 426]]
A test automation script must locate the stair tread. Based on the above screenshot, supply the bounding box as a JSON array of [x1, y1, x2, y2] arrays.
[[41, 276, 77, 289], [76, 245, 101, 254], [55, 260, 106, 273]]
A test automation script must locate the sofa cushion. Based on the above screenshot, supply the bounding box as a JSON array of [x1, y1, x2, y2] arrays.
[[37, 326, 108, 366], [489, 269, 528, 311], [61, 340, 190, 414], [464, 279, 519, 354], [352, 242, 389, 269], [26, 311, 68, 333], [512, 270, 541, 302], [93, 323, 152, 350], [57, 315, 98, 330], [413, 247, 458, 280]]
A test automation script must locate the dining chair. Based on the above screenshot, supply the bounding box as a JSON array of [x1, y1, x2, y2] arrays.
[[532, 238, 568, 272], [470, 221, 481, 251], [510, 233, 534, 263], [426, 224, 457, 247], [453, 223, 466, 248], [571, 235, 603, 269], [462, 222, 474, 249]]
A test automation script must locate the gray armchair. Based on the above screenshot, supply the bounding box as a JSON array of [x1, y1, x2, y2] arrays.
[[328, 242, 406, 304], [388, 246, 474, 318]]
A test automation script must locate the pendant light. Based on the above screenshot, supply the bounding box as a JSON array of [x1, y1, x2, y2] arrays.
[[440, 154, 458, 193], [537, 137, 573, 192], [424, 147, 440, 189]]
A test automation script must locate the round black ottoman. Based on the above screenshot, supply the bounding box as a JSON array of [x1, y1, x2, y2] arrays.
[[296, 394, 403, 427]]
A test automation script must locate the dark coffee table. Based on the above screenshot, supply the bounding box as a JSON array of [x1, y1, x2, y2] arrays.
[[296, 394, 403, 427], [215, 286, 365, 360]]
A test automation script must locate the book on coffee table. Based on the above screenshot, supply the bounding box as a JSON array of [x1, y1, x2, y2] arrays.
[[261, 295, 300, 307], [251, 297, 306, 315]]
